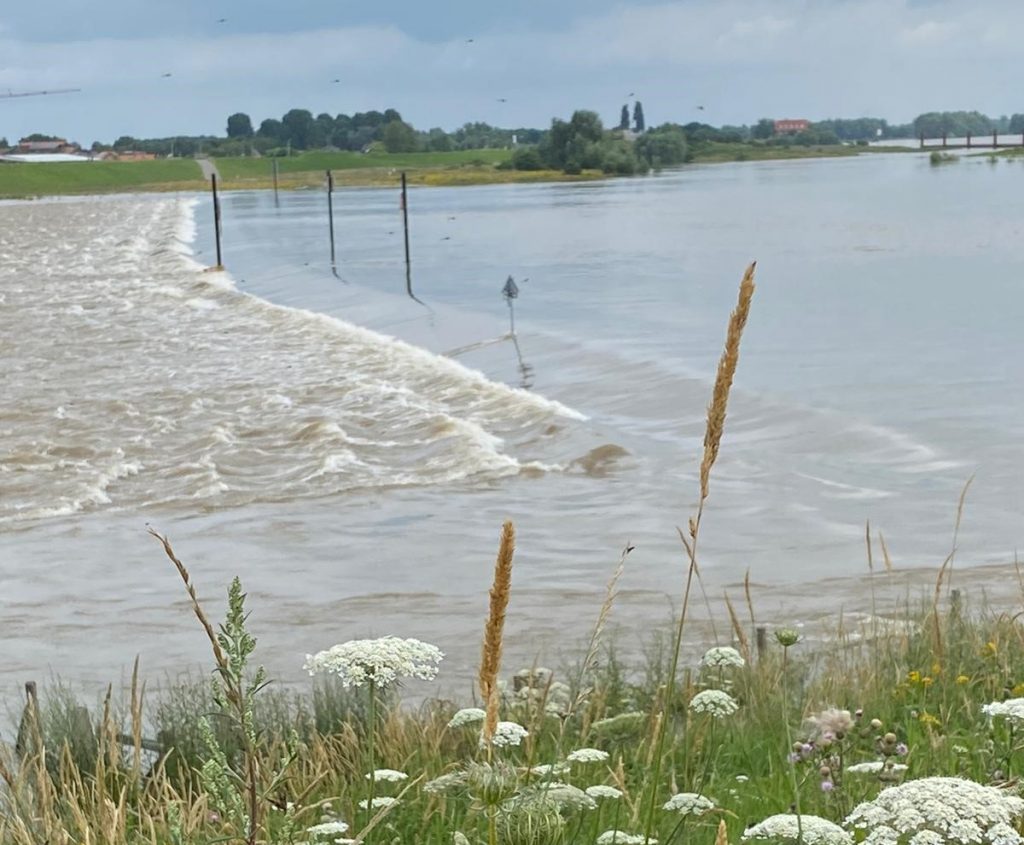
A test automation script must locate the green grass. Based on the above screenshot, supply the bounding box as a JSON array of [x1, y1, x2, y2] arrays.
[[216, 148, 512, 181], [0, 159, 204, 198], [687, 142, 916, 164]]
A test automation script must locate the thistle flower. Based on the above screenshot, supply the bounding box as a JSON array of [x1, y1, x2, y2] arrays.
[[448, 707, 486, 728], [305, 820, 350, 837], [597, 832, 657, 844], [845, 777, 1024, 845], [357, 797, 398, 810], [700, 646, 746, 669], [568, 748, 610, 764], [365, 769, 407, 783], [304, 637, 443, 688], [689, 689, 739, 718], [586, 785, 623, 800], [663, 792, 715, 816], [481, 720, 529, 748], [982, 699, 1024, 724], [743, 814, 852, 845], [808, 708, 854, 740]]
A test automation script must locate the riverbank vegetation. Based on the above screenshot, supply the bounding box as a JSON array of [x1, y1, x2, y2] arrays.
[[1, 264, 1021, 845]]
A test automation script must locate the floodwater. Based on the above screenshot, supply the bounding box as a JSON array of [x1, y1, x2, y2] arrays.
[[1, 151, 1022, 696]]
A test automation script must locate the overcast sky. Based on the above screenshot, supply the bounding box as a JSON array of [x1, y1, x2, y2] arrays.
[[0, 0, 1020, 143]]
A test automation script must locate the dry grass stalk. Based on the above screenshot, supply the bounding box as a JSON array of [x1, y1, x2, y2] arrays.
[[879, 533, 894, 573], [479, 520, 515, 745], [699, 261, 756, 503], [716, 819, 730, 845], [723, 591, 750, 659]]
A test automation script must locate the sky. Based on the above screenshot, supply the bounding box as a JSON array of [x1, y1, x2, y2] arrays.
[[0, 0, 1021, 144]]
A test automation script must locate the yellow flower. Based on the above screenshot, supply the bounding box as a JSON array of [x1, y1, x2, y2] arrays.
[[908, 670, 922, 684], [983, 641, 998, 657], [956, 675, 970, 685], [919, 711, 941, 728], [1012, 683, 1024, 697], [931, 663, 942, 676], [921, 677, 934, 688]]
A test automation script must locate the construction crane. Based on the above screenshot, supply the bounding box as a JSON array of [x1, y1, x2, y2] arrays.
[[0, 88, 82, 100]]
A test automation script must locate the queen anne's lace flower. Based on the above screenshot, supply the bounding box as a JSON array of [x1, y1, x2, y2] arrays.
[[541, 782, 598, 810], [365, 769, 407, 782], [568, 748, 610, 764], [846, 761, 908, 775], [482, 721, 529, 748], [982, 699, 1024, 723], [357, 796, 398, 810], [586, 785, 623, 800], [663, 792, 715, 815], [305, 819, 350, 837], [743, 814, 852, 845], [530, 762, 571, 776], [845, 777, 1024, 845], [448, 707, 486, 728], [700, 646, 746, 669], [423, 771, 467, 794], [689, 689, 739, 718], [304, 637, 443, 688], [597, 832, 656, 844]]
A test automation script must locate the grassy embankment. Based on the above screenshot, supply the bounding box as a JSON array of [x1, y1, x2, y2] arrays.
[[1, 263, 1020, 845], [0, 144, 923, 200], [0, 159, 207, 198]]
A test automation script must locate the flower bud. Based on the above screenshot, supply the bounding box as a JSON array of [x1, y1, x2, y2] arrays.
[[870, 718, 883, 730], [775, 628, 801, 647]]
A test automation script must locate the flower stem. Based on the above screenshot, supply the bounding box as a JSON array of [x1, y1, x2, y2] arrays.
[[366, 679, 377, 836], [782, 647, 803, 845]]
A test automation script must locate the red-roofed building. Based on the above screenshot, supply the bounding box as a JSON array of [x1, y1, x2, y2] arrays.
[[774, 119, 810, 135]]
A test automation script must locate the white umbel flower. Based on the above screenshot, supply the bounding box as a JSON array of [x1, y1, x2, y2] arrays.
[[597, 832, 656, 844], [845, 777, 1024, 845], [304, 637, 443, 688], [700, 646, 746, 669], [689, 689, 739, 718], [744, 814, 853, 845], [482, 721, 529, 748], [306, 819, 350, 836], [543, 782, 598, 810], [357, 796, 399, 810], [846, 761, 908, 775], [982, 699, 1024, 723], [663, 792, 715, 816], [365, 769, 408, 782], [529, 762, 571, 776], [586, 785, 623, 800], [568, 748, 610, 764], [448, 707, 486, 728]]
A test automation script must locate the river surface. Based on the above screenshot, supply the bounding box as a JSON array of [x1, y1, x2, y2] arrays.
[[1, 151, 1022, 697]]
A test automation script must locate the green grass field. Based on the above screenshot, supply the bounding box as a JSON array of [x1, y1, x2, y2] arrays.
[[0, 159, 204, 198], [216, 148, 512, 182]]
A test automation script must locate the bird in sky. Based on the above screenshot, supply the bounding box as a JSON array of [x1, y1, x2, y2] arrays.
[[628, 91, 635, 97], [331, 78, 341, 83], [466, 38, 474, 43], [216, 17, 227, 23], [697, 105, 705, 111], [497, 98, 508, 103], [161, 72, 172, 78]]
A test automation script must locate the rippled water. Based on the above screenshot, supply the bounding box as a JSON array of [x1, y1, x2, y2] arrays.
[[2, 153, 1022, 693]]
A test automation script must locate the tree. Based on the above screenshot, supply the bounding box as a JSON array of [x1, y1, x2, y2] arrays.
[[636, 124, 687, 168], [281, 108, 315, 149], [633, 101, 645, 133], [0, 137, 8, 149], [226, 112, 253, 138], [257, 118, 285, 142], [619, 105, 630, 131], [1009, 114, 1024, 134], [751, 118, 775, 140], [381, 120, 418, 153]]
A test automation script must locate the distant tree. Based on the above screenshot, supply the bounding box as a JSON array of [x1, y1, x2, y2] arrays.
[[619, 105, 630, 131], [257, 118, 285, 142], [510, 147, 544, 170], [383, 108, 403, 124], [424, 127, 453, 151], [636, 124, 687, 168], [113, 135, 140, 149], [751, 118, 775, 140], [633, 101, 645, 132], [381, 120, 418, 152], [1010, 114, 1024, 134], [0, 137, 8, 149], [23, 133, 63, 142], [226, 112, 254, 138], [281, 108, 316, 149]]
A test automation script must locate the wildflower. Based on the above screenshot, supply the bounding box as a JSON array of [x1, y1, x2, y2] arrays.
[[448, 707, 486, 728], [775, 628, 801, 647], [808, 708, 854, 740], [597, 832, 656, 844], [895, 743, 908, 756], [591, 711, 647, 738], [846, 761, 908, 775], [365, 769, 407, 783], [568, 748, 610, 764], [918, 712, 941, 728], [306, 820, 350, 837], [956, 675, 970, 685], [845, 777, 1024, 845], [700, 646, 745, 669], [586, 785, 623, 800], [735, 775, 749, 782], [689, 689, 739, 718], [743, 814, 852, 845], [529, 762, 570, 777], [357, 796, 398, 810], [481, 721, 529, 748], [982, 699, 1024, 724], [541, 782, 598, 810], [821, 780, 834, 793], [304, 637, 443, 688], [663, 792, 715, 816]]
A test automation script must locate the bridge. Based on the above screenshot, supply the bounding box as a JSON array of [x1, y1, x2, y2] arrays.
[[919, 131, 1024, 150]]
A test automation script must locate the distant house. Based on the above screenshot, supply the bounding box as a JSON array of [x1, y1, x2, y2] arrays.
[[773, 119, 810, 135], [16, 137, 82, 154]]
